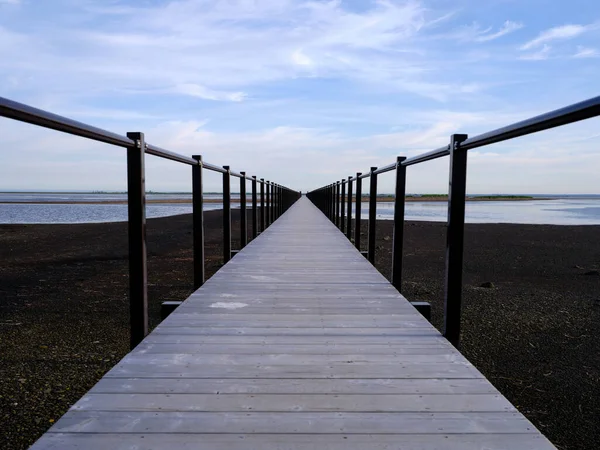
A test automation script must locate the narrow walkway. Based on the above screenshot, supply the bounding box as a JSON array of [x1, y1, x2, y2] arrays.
[[33, 197, 555, 449]]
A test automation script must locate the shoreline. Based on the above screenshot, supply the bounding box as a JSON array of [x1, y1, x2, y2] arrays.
[[1, 211, 599, 449], [0, 196, 554, 205]]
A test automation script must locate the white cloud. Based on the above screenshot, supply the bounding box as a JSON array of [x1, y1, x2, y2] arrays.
[[519, 44, 551, 61], [0, 0, 483, 104], [437, 20, 522, 43], [520, 24, 589, 50], [172, 84, 246, 102], [475, 20, 523, 42], [573, 46, 599, 58], [292, 49, 313, 67]]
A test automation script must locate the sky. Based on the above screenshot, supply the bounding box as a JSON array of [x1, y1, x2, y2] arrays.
[[1, 0, 599, 194]]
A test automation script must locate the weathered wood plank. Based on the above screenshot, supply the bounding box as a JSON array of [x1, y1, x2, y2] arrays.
[[49, 411, 539, 434], [73, 393, 516, 412], [141, 335, 451, 345], [108, 352, 469, 365], [92, 378, 500, 395], [105, 362, 484, 379], [134, 343, 453, 354], [31, 433, 557, 450], [151, 327, 441, 336]]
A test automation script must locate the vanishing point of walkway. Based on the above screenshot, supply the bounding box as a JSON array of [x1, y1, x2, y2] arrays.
[[32, 197, 555, 449]]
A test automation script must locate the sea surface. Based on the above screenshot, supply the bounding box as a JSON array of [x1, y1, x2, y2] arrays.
[[1, 193, 600, 225]]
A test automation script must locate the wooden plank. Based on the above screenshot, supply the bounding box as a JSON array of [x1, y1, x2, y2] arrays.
[[151, 327, 440, 336], [31, 433, 557, 450], [105, 363, 484, 379], [49, 411, 538, 434], [158, 321, 433, 328], [31, 197, 556, 449], [92, 378, 500, 395], [141, 334, 451, 345], [73, 393, 515, 413], [108, 352, 469, 365], [134, 343, 454, 354]]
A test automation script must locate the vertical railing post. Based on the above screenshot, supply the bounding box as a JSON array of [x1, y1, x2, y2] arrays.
[[330, 184, 334, 222], [367, 167, 378, 263], [341, 179, 346, 232], [252, 176, 258, 239], [335, 181, 340, 228], [331, 183, 338, 226], [275, 184, 279, 220], [391, 157, 407, 292], [270, 182, 274, 223], [240, 171, 248, 250], [265, 181, 271, 227], [272, 183, 276, 221], [279, 185, 283, 217], [346, 175, 353, 240], [222, 166, 232, 263], [260, 178, 265, 232], [330, 184, 335, 222], [126, 132, 148, 350], [272, 183, 279, 222], [443, 134, 469, 348], [327, 185, 332, 220], [240, 172, 248, 248], [192, 155, 205, 290], [354, 173, 362, 250], [276, 184, 280, 219], [327, 185, 330, 221]]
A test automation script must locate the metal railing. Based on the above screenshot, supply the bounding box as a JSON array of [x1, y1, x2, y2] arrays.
[[307, 95, 600, 348], [0, 96, 301, 349]]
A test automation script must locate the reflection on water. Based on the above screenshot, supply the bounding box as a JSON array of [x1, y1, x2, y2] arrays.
[[0, 203, 224, 224], [364, 199, 600, 225], [0, 192, 231, 202], [1, 193, 600, 225]]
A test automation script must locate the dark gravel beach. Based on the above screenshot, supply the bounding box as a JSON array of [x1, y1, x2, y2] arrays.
[[1, 209, 599, 449]]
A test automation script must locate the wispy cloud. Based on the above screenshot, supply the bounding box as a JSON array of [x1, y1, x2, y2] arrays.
[[172, 84, 246, 102], [519, 44, 552, 60], [520, 24, 590, 50], [0, 0, 487, 104], [475, 20, 523, 42], [573, 46, 599, 58]]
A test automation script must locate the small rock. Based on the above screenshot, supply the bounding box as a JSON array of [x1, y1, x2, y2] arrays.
[[584, 270, 600, 276], [383, 236, 391, 241], [480, 281, 495, 288]]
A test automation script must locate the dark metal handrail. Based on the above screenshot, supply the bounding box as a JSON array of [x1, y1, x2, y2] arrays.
[[307, 94, 600, 348], [1, 95, 301, 349]]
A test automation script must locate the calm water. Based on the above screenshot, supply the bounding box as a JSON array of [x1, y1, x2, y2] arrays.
[[369, 199, 600, 225], [1, 193, 600, 225], [0, 193, 225, 224]]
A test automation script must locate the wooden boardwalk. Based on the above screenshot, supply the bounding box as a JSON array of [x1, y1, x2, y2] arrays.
[[32, 197, 555, 449]]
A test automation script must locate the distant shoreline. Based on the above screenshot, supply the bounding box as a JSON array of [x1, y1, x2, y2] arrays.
[[1, 195, 553, 205]]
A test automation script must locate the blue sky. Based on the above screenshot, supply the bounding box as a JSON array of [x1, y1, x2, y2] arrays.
[[1, 0, 599, 193]]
